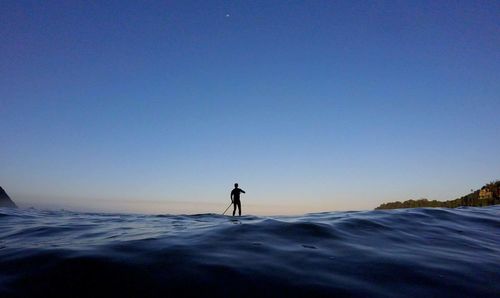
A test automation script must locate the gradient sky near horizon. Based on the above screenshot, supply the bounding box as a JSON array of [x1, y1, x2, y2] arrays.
[[1, 1, 499, 215]]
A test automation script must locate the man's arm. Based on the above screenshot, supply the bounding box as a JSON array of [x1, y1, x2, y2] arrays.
[[241, 189, 246, 194], [230, 191, 234, 203]]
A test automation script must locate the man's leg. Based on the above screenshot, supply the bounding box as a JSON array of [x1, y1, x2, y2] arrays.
[[238, 201, 241, 216], [233, 202, 236, 216]]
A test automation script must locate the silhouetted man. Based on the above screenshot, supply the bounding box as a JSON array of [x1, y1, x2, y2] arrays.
[[231, 183, 246, 216]]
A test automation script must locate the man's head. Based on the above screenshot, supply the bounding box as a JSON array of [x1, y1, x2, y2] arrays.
[[234, 183, 238, 188]]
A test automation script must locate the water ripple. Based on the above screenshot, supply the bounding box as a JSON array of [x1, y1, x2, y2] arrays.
[[0, 206, 499, 297]]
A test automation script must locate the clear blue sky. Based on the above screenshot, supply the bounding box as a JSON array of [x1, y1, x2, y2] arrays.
[[1, 1, 499, 214]]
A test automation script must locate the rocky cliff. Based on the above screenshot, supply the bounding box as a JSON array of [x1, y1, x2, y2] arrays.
[[0, 187, 17, 208]]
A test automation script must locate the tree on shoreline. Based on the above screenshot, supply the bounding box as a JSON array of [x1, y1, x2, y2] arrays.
[[375, 181, 500, 210]]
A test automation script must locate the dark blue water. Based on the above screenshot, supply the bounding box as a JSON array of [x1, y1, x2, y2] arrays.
[[0, 206, 498, 297]]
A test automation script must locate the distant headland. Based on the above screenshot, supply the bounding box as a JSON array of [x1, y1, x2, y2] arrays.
[[376, 181, 500, 210], [0, 187, 17, 208]]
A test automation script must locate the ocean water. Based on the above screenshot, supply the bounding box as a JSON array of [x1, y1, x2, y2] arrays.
[[0, 206, 498, 297]]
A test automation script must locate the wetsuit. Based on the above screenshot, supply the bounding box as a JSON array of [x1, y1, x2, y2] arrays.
[[231, 187, 245, 216]]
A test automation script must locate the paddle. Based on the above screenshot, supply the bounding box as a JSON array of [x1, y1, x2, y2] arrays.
[[222, 202, 233, 215]]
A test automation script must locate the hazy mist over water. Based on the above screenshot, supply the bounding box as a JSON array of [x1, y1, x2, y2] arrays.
[[11, 192, 382, 215]]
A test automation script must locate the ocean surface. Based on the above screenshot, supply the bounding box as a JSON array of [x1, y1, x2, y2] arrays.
[[0, 206, 498, 297]]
